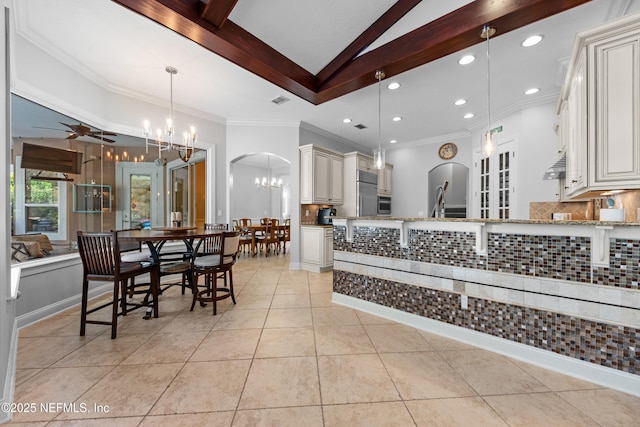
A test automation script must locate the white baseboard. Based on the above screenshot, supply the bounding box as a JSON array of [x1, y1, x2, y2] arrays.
[[333, 292, 640, 398], [16, 283, 112, 329]]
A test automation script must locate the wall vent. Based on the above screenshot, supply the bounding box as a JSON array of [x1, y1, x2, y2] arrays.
[[270, 95, 290, 105], [354, 123, 367, 129]]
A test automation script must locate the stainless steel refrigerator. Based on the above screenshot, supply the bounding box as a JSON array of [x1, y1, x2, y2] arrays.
[[357, 170, 378, 216]]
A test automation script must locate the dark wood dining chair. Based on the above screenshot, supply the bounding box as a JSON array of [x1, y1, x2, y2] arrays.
[[77, 230, 159, 339], [279, 218, 291, 254], [262, 218, 280, 256], [190, 231, 240, 315]]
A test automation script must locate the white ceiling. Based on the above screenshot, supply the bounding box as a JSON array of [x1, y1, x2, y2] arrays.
[[10, 0, 640, 152]]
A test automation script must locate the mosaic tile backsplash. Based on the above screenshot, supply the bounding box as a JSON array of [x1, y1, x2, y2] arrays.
[[334, 271, 638, 375], [333, 223, 640, 376], [335, 225, 634, 289]]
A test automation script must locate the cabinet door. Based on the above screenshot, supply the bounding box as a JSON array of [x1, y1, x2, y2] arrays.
[[330, 155, 344, 204], [301, 227, 322, 265], [300, 149, 313, 203], [313, 151, 331, 203], [591, 32, 640, 185], [377, 164, 393, 195], [323, 229, 334, 267], [565, 49, 588, 197], [357, 156, 374, 171]]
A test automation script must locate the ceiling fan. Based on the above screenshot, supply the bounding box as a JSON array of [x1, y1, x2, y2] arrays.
[[35, 122, 118, 143]]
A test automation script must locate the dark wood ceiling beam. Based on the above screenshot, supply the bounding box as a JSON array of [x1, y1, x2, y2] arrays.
[[315, 0, 592, 103], [111, 0, 319, 103], [112, 0, 591, 105], [316, 0, 421, 85], [201, 0, 238, 28]]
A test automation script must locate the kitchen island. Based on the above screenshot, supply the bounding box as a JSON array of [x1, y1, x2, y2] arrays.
[[332, 216, 640, 395]]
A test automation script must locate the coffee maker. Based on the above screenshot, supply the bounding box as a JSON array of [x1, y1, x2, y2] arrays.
[[317, 208, 336, 225]]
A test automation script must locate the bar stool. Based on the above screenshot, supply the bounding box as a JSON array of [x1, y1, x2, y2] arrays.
[[190, 231, 240, 315], [77, 230, 159, 339]]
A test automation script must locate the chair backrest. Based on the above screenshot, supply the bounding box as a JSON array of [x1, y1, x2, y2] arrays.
[[195, 233, 223, 257], [77, 231, 119, 276], [222, 231, 241, 258], [240, 218, 252, 227], [260, 217, 269, 226], [205, 223, 227, 230], [266, 218, 279, 239], [113, 228, 142, 253], [283, 218, 291, 240]]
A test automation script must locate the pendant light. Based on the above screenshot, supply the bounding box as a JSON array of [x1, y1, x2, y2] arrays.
[[373, 69, 386, 170], [481, 25, 496, 156]]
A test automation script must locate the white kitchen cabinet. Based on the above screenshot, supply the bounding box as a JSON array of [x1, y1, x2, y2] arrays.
[[558, 13, 640, 198], [300, 225, 333, 272], [377, 163, 393, 196], [299, 145, 344, 205], [563, 48, 588, 198]]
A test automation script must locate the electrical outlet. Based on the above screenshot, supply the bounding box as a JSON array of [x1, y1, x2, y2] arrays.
[[418, 211, 424, 217], [461, 295, 468, 310], [217, 209, 222, 217], [305, 209, 309, 216]]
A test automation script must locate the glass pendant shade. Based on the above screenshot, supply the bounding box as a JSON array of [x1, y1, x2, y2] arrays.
[[483, 131, 494, 156], [373, 148, 385, 170]]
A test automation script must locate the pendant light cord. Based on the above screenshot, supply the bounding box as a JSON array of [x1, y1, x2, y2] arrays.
[[486, 26, 491, 141]]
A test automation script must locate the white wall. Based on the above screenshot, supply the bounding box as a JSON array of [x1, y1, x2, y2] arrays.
[[226, 122, 301, 266], [386, 134, 473, 218], [469, 102, 559, 219], [388, 101, 560, 220]]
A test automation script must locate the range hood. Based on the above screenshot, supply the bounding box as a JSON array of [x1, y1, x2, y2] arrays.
[[542, 153, 566, 180]]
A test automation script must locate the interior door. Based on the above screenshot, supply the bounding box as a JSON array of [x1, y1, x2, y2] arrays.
[[116, 162, 163, 230]]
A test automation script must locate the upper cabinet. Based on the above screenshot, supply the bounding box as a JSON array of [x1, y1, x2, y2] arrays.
[[300, 144, 344, 205], [558, 13, 640, 198], [377, 163, 393, 196]]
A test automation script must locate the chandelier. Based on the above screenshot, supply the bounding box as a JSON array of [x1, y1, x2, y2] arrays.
[[255, 154, 283, 189], [143, 66, 196, 162]]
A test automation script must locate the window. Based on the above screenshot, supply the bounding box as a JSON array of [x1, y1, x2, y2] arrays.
[[14, 159, 68, 241]]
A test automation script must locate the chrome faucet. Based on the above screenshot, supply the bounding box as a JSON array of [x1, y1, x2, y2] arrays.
[[431, 180, 449, 218]]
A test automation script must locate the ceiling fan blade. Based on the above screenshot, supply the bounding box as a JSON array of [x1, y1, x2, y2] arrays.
[[66, 133, 79, 140], [33, 126, 67, 132]]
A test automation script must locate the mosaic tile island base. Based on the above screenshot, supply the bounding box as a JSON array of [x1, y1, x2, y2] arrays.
[[332, 217, 640, 395]]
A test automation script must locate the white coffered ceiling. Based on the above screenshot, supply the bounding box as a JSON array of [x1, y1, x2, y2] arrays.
[[10, 0, 640, 151]]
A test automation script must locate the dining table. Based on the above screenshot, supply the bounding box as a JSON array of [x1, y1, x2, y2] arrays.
[[117, 226, 225, 315], [242, 223, 285, 256]]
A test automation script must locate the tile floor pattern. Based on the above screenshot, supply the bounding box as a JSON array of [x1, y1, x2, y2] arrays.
[[7, 253, 640, 426]]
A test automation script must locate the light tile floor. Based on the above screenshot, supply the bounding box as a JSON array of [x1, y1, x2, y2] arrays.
[[7, 253, 640, 426]]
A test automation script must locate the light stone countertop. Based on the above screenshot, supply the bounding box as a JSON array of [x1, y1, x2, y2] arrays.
[[333, 216, 640, 226]]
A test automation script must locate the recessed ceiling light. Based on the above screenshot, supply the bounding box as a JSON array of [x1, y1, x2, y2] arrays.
[[392, 116, 402, 122], [387, 82, 400, 90], [390, 139, 397, 144], [464, 113, 474, 119], [343, 118, 352, 123], [458, 55, 475, 65], [522, 35, 543, 47], [525, 88, 540, 95], [454, 99, 467, 106]]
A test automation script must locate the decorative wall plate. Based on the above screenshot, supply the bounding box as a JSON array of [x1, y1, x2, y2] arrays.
[[438, 142, 458, 160]]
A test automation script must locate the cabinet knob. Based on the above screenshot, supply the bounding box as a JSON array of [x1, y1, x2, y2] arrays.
[[564, 186, 570, 189], [571, 179, 578, 183]]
